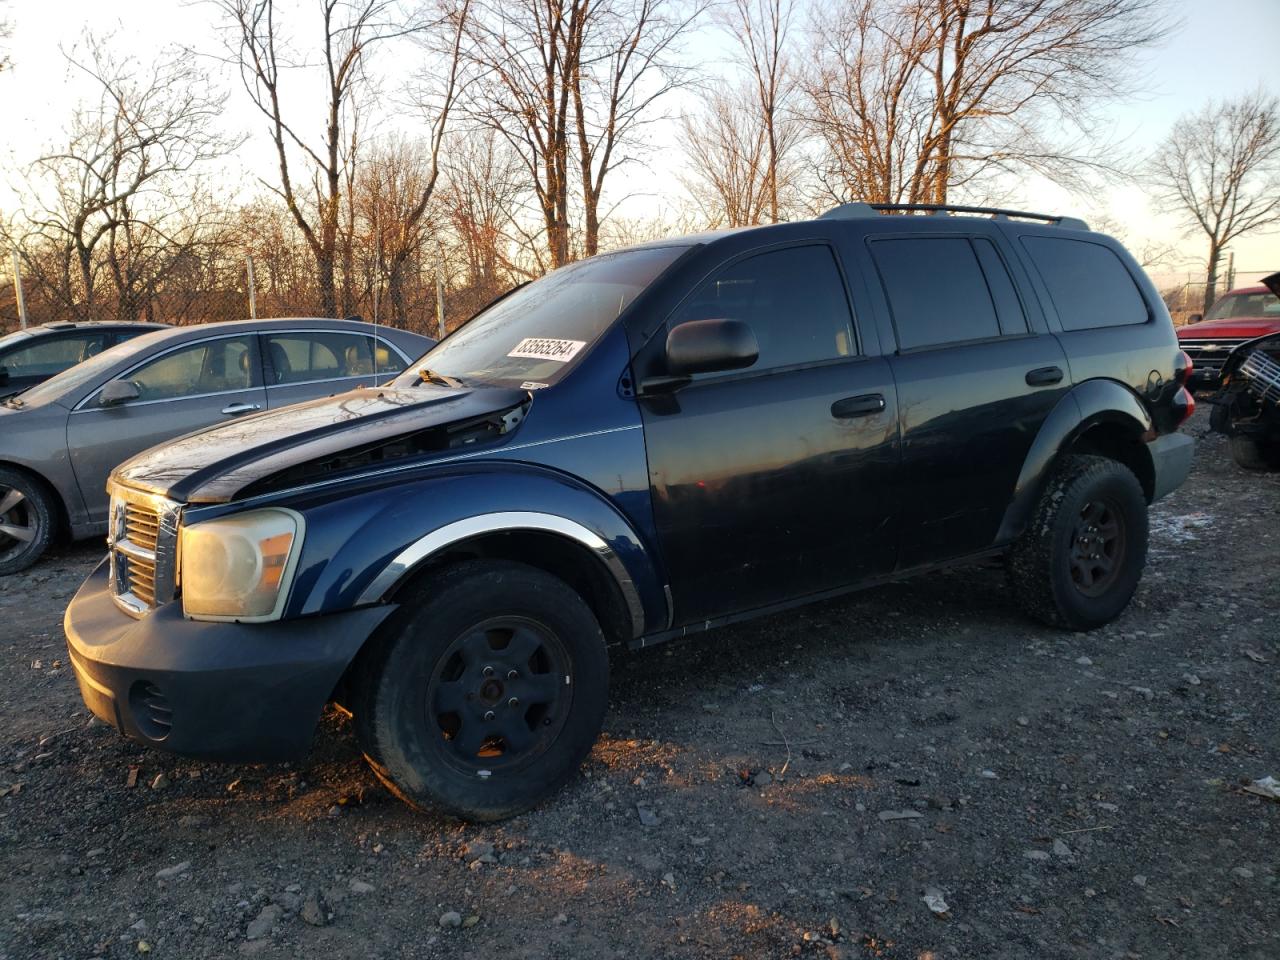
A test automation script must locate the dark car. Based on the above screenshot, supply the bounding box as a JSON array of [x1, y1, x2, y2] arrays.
[[65, 203, 1195, 821], [0, 317, 433, 573], [0, 320, 166, 396], [1207, 273, 1280, 469]]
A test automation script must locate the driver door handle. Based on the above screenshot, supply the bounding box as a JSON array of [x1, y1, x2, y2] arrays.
[[221, 402, 261, 416], [831, 393, 886, 418], [1025, 366, 1064, 387]]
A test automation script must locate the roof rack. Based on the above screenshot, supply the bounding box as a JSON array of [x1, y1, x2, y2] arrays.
[[820, 202, 1089, 232]]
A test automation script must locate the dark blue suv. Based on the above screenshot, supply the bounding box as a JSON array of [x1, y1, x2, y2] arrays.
[[64, 204, 1196, 820]]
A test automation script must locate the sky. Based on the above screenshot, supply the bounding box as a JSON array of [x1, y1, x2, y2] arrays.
[[0, 0, 1278, 292]]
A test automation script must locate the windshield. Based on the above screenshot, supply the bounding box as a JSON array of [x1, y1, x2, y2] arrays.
[[1206, 290, 1280, 321], [395, 246, 686, 389], [5, 330, 167, 407]]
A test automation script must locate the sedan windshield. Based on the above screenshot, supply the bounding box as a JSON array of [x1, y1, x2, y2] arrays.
[[396, 246, 686, 390]]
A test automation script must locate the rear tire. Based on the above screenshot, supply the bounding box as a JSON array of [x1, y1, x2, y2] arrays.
[[0, 467, 55, 575], [1006, 455, 1148, 631], [1229, 435, 1280, 471], [353, 560, 609, 821]]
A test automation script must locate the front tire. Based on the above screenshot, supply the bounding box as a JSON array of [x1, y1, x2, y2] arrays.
[[353, 560, 609, 821], [0, 467, 55, 575], [1007, 455, 1148, 631]]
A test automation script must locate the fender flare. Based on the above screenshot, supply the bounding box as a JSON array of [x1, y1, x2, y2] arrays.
[[996, 379, 1152, 543], [273, 462, 666, 637]]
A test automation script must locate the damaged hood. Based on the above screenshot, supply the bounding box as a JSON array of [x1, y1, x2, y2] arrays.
[[111, 384, 529, 504]]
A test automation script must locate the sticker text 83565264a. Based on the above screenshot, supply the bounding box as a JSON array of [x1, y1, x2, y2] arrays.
[[507, 338, 587, 363]]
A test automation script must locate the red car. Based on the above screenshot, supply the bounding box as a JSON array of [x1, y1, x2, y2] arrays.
[[1178, 278, 1280, 388]]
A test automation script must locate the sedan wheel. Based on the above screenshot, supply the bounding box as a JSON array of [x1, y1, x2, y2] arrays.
[[0, 468, 55, 574]]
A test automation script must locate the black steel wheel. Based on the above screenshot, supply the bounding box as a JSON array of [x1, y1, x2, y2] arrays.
[[0, 467, 55, 575], [1068, 497, 1127, 597], [354, 560, 609, 821], [1007, 454, 1148, 631]]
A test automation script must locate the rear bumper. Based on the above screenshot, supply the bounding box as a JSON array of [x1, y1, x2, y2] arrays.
[[64, 558, 396, 762], [1148, 431, 1195, 503]]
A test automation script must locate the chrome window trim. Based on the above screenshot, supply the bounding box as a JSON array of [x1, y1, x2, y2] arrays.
[[355, 511, 646, 637], [72, 332, 261, 412]]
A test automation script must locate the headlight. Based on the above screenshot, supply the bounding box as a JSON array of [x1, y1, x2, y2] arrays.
[[179, 509, 304, 621]]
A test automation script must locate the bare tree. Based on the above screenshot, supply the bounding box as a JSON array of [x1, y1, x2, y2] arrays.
[[0, 2, 12, 73], [1150, 91, 1280, 312], [680, 85, 774, 227], [218, 0, 436, 316], [803, 0, 1168, 205], [9, 35, 232, 320], [460, 0, 695, 267]]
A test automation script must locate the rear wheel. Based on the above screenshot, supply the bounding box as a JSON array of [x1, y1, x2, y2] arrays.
[[1007, 455, 1148, 631], [353, 560, 609, 821], [1229, 435, 1280, 471], [0, 467, 55, 575]]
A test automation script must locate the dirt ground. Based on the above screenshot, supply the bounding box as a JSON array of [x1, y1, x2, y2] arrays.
[[0, 408, 1276, 960]]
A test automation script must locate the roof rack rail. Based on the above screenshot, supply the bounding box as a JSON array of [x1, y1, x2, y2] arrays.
[[820, 202, 1089, 232]]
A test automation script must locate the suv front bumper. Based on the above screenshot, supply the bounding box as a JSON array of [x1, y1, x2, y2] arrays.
[[64, 558, 395, 762]]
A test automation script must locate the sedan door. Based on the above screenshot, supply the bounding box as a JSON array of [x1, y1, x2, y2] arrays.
[[261, 329, 409, 408], [66, 333, 266, 523]]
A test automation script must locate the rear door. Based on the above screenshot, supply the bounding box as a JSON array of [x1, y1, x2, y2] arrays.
[[639, 241, 900, 624], [866, 233, 1070, 567], [261, 329, 409, 408], [66, 333, 266, 522]]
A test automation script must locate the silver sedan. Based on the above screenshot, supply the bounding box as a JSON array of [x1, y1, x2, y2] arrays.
[[0, 317, 434, 573]]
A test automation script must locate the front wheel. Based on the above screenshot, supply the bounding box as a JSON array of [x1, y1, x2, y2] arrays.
[[0, 467, 55, 576], [1007, 455, 1148, 631], [353, 560, 609, 821]]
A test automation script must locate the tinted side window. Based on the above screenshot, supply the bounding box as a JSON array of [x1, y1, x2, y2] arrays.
[[264, 332, 403, 384], [971, 238, 1027, 335], [870, 238, 1000, 350], [111, 337, 256, 403], [3, 334, 108, 375], [1022, 237, 1148, 330], [670, 245, 856, 371]]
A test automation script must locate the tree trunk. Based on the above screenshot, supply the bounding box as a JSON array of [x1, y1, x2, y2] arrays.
[[1203, 239, 1221, 314]]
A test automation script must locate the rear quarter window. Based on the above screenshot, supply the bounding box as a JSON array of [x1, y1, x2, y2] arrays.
[[1022, 237, 1148, 331]]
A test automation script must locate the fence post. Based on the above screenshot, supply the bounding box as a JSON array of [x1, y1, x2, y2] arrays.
[[434, 238, 446, 341], [11, 247, 28, 329], [245, 255, 257, 320]]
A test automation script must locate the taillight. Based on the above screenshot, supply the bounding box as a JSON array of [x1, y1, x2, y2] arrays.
[[1174, 386, 1195, 426], [1176, 350, 1194, 386]]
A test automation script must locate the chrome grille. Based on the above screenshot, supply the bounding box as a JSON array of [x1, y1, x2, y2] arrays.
[[1178, 337, 1248, 372], [108, 485, 180, 618], [1241, 348, 1280, 405]]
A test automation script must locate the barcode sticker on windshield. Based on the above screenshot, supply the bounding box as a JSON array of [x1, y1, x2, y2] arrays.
[[508, 338, 586, 363]]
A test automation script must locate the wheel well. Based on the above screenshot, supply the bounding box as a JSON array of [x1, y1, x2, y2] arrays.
[[0, 460, 71, 541], [1063, 420, 1155, 501], [386, 529, 634, 647]]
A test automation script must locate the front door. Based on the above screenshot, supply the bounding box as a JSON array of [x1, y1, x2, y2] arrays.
[[639, 243, 900, 625], [67, 334, 266, 522]]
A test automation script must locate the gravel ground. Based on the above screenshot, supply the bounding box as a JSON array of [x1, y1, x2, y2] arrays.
[[0, 409, 1276, 960]]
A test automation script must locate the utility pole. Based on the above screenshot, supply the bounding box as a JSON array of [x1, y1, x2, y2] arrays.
[[11, 248, 28, 329], [245, 255, 257, 319], [1225, 250, 1236, 292]]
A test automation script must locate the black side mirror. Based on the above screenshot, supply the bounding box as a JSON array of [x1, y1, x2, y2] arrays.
[[1186, 313, 1203, 324], [666, 318, 759, 376], [99, 379, 141, 405]]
